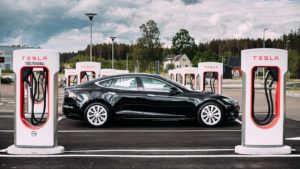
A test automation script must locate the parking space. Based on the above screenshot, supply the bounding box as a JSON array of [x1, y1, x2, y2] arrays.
[[0, 115, 300, 168], [0, 88, 300, 168]]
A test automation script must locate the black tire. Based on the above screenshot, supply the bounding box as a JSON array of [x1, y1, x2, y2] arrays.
[[84, 102, 110, 127], [197, 102, 224, 127]]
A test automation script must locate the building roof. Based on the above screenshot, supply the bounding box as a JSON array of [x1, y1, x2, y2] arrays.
[[164, 54, 187, 62], [227, 57, 241, 68]]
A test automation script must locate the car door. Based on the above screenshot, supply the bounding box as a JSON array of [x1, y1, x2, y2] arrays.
[[105, 76, 146, 117], [138, 76, 195, 118]]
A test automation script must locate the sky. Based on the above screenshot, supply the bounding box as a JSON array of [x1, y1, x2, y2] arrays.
[[0, 0, 299, 52]]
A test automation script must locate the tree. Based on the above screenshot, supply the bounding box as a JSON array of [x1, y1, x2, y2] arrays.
[[171, 29, 197, 60], [165, 63, 175, 71], [288, 49, 300, 79], [192, 50, 219, 66], [135, 20, 163, 71]]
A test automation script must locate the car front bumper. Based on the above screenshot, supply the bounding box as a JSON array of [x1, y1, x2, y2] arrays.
[[226, 104, 240, 120]]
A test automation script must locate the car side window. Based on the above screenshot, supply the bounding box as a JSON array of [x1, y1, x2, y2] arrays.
[[140, 77, 171, 92], [110, 77, 137, 90], [98, 79, 113, 87]]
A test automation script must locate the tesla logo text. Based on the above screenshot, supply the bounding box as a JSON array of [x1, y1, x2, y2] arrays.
[[22, 56, 48, 61], [81, 66, 95, 69], [204, 66, 218, 69], [252, 56, 279, 61]]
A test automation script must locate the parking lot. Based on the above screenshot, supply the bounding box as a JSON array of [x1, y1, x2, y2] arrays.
[[0, 86, 300, 169]]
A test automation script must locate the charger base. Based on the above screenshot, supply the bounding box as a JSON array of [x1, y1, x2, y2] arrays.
[[7, 145, 64, 155], [235, 145, 291, 155]]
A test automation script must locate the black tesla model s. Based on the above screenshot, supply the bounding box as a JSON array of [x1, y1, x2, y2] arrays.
[[63, 74, 239, 127]]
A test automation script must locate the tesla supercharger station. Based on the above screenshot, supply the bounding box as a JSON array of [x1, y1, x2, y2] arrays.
[[76, 62, 101, 85], [7, 49, 64, 154], [65, 69, 77, 87], [235, 48, 291, 155], [198, 62, 223, 94]]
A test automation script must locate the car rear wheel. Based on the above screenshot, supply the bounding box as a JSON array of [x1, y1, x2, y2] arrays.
[[197, 102, 224, 127], [84, 103, 110, 127]]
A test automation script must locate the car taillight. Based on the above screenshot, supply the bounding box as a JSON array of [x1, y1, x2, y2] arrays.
[[65, 90, 77, 98]]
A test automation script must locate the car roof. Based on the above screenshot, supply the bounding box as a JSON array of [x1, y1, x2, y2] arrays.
[[77, 73, 188, 91]]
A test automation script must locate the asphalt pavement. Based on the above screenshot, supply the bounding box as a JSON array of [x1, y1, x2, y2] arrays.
[[0, 116, 300, 169], [0, 86, 300, 168]]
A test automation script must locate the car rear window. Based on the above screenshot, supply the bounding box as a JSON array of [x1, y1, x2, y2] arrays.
[[110, 77, 137, 90]]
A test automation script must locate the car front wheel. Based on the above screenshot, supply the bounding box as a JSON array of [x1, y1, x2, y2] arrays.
[[84, 103, 110, 127], [197, 102, 224, 127]]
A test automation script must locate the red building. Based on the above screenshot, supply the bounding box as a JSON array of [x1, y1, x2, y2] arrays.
[[227, 57, 242, 78]]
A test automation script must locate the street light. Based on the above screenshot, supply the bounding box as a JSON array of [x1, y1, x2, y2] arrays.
[[263, 28, 268, 48], [126, 53, 128, 70], [85, 13, 97, 62], [110, 37, 116, 69]]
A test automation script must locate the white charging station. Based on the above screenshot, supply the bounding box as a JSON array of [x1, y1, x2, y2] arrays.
[[168, 67, 198, 90], [7, 49, 64, 154], [65, 69, 77, 87], [235, 48, 291, 155], [76, 62, 101, 85], [198, 62, 223, 94]]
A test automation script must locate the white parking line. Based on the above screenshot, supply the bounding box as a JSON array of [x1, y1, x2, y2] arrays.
[[0, 130, 13, 132], [65, 148, 234, 153], [0, 129, 242, 133], [286, 137, 300, 140], [235, 119, 242, 125], [58, 129, 242, 133], [58, 116, 65, 122], [0, 115, 14, 118], [0, 154, 300, 158]]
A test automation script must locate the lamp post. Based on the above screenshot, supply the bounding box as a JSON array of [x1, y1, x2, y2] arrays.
[[263, 28, 268, 48], [85, 13, 97, 62], [126, 53, 128, 70], [110, 37, 116, 69]]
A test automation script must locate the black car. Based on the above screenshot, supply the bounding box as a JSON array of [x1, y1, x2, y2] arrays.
[[63, 74, 239, 127]]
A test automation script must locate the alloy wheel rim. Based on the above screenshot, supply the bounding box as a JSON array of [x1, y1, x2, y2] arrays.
[[201, 105, 221, 125], [87, 105, 108, 126]]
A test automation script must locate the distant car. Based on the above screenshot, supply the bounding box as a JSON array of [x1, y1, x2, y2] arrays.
[[63, 74, 239, 127]]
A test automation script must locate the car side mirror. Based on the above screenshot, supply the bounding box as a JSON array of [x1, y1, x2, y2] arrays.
[[170, 87, 180, 95]]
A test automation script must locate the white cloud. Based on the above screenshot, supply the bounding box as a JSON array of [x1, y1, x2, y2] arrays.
[[209, 13, 221, 26], [40, 29, 91, 52], [1, 0, 300, 52]]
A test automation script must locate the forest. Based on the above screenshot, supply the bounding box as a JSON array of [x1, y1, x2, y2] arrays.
[[60, 20, 300, 78]]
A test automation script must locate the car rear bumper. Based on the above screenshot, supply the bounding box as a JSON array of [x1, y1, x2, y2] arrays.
[[62, 99, 84, 120]]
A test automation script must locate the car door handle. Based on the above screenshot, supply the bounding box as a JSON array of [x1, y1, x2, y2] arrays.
[[147, 94, 156, 97]]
